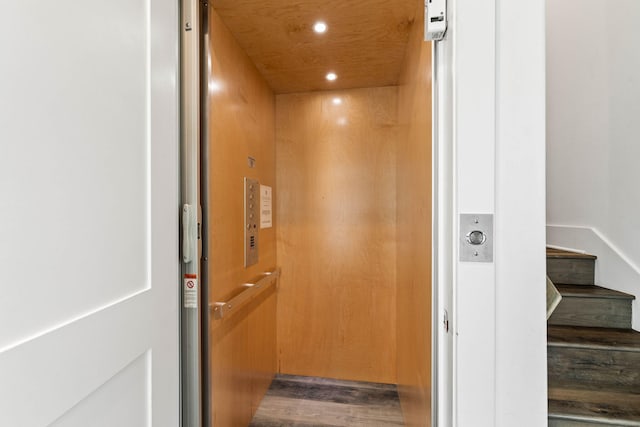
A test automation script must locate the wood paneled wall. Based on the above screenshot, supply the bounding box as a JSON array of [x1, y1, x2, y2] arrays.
[[276, 87, 399, 384], [396, 6, 433, 426], [208, 9, 277, 426]]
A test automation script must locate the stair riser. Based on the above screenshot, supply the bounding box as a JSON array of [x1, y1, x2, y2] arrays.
[[549, 297, 632, 329], [548, 258, 595, 285], [548, 347, 640, 392], [549, 418, 640, 427]]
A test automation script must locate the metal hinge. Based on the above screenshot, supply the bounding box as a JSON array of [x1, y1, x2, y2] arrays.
[[182, 203, 203, 263], [182, 204, 195, 263]]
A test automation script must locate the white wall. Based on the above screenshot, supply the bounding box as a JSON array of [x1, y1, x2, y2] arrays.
[[547, 0, 640, 326], [494, 0, 548, 423], [450, 0, 547, 425]]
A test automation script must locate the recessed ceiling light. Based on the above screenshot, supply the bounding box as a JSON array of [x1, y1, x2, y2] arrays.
[[313, 21, 327, 33], [332, 97, 342, 105], [326, 72, 337, 81]]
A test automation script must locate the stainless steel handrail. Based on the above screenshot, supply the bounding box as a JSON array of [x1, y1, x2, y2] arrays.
[[211, 268, 280, 320]]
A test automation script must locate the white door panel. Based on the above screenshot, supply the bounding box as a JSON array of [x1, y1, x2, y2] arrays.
[[1, 0, 150, 349], [51, 351, 151, 427], [0, 0, 180, 425], [0, 292, 152, 426]]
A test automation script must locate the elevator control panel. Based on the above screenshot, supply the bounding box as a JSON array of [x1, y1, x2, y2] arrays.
[[459, 213, 493, 262], [244, 177, 259, 267]]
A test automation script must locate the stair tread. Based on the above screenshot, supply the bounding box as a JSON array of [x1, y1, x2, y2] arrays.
[[548, 325, 640, 352], [556, 284, 636, 300], [549, 387, 640, 424], [550, 378, 640, 397], [547, 247, 597, 260]]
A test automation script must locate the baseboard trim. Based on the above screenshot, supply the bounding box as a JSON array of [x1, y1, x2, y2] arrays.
[[546, 244, 587, 254]]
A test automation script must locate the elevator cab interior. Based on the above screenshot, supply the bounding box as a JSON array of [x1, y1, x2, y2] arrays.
[[204, 0, 433, 425]]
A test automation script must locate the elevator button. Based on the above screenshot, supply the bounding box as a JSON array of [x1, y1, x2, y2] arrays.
[[466, 230, 486, 245], [460, 214, 493, 262]]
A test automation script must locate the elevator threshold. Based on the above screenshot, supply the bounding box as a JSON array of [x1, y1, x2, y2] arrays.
[[250, 374, 404, 426]]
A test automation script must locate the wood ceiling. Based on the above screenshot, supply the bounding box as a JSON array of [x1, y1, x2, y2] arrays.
[[212, 0, 421, 94]]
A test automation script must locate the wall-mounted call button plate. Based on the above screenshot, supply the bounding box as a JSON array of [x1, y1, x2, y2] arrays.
[[459, 213, 493, 262], [244, 177, 259, 267]]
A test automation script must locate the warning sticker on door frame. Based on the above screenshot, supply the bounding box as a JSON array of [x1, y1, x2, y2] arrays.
[[183, 274, 198, 308]]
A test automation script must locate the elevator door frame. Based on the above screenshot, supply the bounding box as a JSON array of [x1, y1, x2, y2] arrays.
[[187, 6, 448, 427], [442, 0, 548, 426], [180, 0, 208, 426]]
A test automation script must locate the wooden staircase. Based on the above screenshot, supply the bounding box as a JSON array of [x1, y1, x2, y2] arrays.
[[547, 248, 640, 426]]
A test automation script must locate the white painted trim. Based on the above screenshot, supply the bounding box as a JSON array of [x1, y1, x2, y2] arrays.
[[452, 0, 498, 424], [547, 224, 640, 330], [546, 244, 586, 254], [451, 0, 548, 424], [433, 14, 455, 426], [493, 0, 548, 423], [548, 224, 640, 278]]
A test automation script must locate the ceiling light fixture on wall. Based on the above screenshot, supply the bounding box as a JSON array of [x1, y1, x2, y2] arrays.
[[332, 97, 342, 105], [313, 21, 327, 33], [326, 72, 337, 81]]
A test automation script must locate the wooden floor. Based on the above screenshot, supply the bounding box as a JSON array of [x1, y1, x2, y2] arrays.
[[546, 247, 640, 426], [250, 375, 404, 426], [548, 387, 640, 425], [548, 325, 640, 352]]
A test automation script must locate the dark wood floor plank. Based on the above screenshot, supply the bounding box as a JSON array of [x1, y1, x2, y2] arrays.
[[265, 376, 400, 407], [548, 258, 596, 285], [548, 346, 640, 392], [548, 325, 640, 352], [250, 375, 404, 427], [547, 248, 597, 259], [549, 286, 633, 329], [555, 285, 635, 300], [549, 387, 640, 426]]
